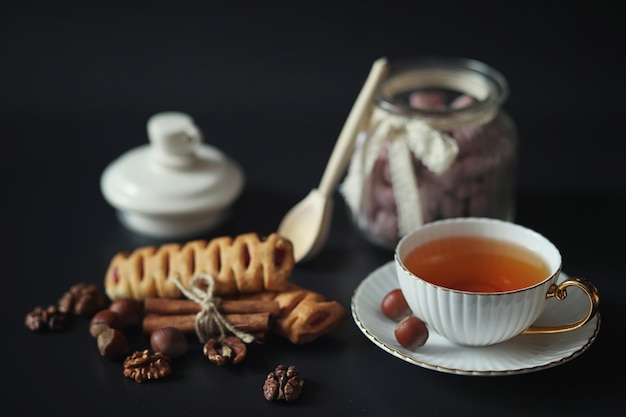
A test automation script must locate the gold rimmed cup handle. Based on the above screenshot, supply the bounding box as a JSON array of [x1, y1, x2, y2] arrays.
[[522, 277, 600, 335]]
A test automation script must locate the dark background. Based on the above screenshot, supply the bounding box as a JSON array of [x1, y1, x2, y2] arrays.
[[3, 1, 624, 416], [3, 2, 624, 194]]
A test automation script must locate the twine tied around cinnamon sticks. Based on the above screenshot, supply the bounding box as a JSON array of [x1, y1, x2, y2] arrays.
[[172, 274, 255, 344]]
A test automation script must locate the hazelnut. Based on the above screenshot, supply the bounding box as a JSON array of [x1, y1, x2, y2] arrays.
[[150, 327, 188, 358], [394, 315, 429, 351], [109, 298, 143, 327], [380, 289, 412, 321], [89, 309, 124, 337], [97, 328, 129, 358]]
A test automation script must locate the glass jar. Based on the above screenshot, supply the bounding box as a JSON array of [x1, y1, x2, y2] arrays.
[[340, 57, 518, 249]]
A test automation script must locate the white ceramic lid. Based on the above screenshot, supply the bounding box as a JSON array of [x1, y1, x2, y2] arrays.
[[100, 112, 244, 238]]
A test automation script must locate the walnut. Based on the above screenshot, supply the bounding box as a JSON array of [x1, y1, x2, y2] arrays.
[[58, 283, 108, 316], [203, 336, 247, 366], [123, 350, 171, 383], [263, 364, 304, 402], [25, 305, 68, 332]]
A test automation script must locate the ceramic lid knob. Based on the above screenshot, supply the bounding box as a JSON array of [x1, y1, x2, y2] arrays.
[[100, 111, 245, 239], [148, 112, 202, 169]]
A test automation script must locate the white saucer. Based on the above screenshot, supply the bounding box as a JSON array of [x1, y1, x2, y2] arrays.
[[351, 261, 601, 376]]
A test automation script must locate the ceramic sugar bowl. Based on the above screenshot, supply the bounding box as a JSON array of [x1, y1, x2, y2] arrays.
[[100, 111, 244, 239]]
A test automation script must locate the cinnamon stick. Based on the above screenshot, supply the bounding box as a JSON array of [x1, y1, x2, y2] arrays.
[[144, 297, 280, 317], [142, 312, 271, 335]]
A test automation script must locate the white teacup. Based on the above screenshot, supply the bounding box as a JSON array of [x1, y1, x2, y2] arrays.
[[395, 217, 600, 346]]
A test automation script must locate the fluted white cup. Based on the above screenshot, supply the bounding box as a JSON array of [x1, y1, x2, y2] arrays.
[[395, 217, 599, 346]]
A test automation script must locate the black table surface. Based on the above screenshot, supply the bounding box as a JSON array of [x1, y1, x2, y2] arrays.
[[4, 3, 625, 416]]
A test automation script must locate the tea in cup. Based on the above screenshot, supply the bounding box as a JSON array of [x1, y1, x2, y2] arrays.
[[395, 217, 600, 346]]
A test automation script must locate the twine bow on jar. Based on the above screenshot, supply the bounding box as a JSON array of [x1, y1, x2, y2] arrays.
[[341, 106, 460, 238], [173, 274, 255, 343]]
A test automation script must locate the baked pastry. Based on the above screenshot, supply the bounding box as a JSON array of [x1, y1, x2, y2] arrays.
[[104, 233, 295, 301], [235, 284, 348, 344]]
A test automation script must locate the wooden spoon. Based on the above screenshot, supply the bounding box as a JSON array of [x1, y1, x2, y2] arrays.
[[278, 57, 389, 263]]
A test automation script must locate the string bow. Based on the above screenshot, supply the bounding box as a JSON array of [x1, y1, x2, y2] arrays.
[[173, 274, 254, 343], [341, 107, 460, 236]]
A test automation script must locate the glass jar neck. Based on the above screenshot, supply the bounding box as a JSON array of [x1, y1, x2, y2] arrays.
[[377, 57, 508, 130]]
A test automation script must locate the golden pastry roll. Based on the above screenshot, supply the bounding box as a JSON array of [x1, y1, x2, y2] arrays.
[[104, 233, 295, 300]]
